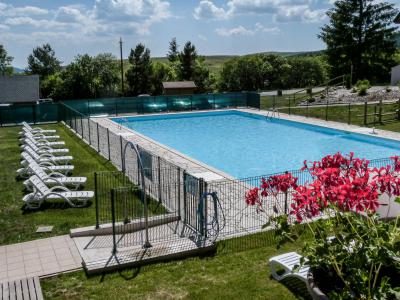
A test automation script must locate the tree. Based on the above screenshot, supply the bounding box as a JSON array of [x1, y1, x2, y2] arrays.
[[192, 57, 210, 92], [0, 45, 13, 75], [27, 43, 61, 78], [284, 56, 328, 88], [319, 0, 398, 83], [61, 53, 119, 99], [125, 43, 152, 96], [167, 38, 179, 63], [151, 62, 176, 95], [178, 41, 197, 80]]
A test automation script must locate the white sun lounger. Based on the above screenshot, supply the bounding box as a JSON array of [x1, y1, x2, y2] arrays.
[[17, 155, 74, 178], [21, 140, 69, 154], [19, 122, 56, 135], [21, 136, 65, 148], [269, 252, 309, 282], [23, 175, 93, 209], [19, 131, 60, 142], [23, 161, 86, 191], [22, 147, 72, 165]]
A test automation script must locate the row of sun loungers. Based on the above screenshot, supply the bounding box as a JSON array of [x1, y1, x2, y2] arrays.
[[18, 122, 94, 210]]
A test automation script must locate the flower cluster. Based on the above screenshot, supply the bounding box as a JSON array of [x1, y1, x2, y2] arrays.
[[245, 153, 400, 222]]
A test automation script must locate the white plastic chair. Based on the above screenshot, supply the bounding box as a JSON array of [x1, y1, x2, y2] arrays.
[[22, 147, 72, 165], [23, 161, 86, 191], [19, 122, 56, 136], [23, 175, 93, 209], [21, 136, 65, 148], [269, 252, 309, 282], [21, 140, 69, 155], [17, 153, 74, 178]]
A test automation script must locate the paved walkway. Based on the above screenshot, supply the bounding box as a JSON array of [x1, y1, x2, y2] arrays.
[[0, 235, 81, 283]]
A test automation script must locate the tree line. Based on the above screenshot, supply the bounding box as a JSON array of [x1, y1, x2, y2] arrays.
[[0, 0, 398, 100]]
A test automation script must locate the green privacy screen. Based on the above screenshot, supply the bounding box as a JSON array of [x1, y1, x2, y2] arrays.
[[0, 92, 260, 125]]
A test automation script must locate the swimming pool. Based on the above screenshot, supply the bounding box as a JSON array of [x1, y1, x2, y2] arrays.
[[112, 110, 400, 178]]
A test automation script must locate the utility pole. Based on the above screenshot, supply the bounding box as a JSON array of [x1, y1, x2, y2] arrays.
[[119, 37, 124, 95]]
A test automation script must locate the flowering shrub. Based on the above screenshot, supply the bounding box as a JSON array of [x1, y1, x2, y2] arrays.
[[246, 153, 400, 299]]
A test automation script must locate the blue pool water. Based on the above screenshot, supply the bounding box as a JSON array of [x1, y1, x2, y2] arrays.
[[112, 111, 400, 178]]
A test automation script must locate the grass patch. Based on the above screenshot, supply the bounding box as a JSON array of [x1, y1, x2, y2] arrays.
[[278, 102, 400, 131], [0, 123, 119, 245], [42, 230, 311, 300]]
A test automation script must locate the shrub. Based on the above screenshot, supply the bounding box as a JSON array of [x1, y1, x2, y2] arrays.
[[358, 85, 368, 96], [356, 79, 371, 89]]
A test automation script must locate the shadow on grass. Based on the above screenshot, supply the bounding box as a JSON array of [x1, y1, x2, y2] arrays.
[[21, 200, 93, 213]]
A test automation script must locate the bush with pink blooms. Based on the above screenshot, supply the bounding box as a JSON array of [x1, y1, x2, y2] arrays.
[[246, 153, 400, 299]]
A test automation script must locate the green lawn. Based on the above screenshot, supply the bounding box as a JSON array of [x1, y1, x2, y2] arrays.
[[0, 123, 118, 245], [41, 231, 310, 300], [278, 102, 400, 131]]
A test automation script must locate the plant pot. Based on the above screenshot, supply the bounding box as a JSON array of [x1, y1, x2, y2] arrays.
[[307, 271, 329, 300]]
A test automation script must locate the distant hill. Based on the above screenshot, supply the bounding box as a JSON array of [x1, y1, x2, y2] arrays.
[[13, 67, 25, 74], [122, 51, 324, 75]]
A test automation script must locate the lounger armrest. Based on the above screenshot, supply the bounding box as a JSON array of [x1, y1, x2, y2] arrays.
[[38, 153, 54, 159], [43, 176, 65, 187], [33, 138, 50, 144], [35, 145, 53, 151], [47, 171, 66, 178], [38, 161, 56, 167], [49, 185, 71, 192]]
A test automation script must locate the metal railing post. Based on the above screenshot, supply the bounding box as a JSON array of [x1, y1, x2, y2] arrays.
[[363, 101, 368, 126], [177, 167, 181, 220], [120, 136, 124, 171], [198, 178, 204, 236], [111, 189, 117, 255], [96, 123, 100, 152], [284, 191, 288, 215], [88, 119, 91, 145], [183, 171, 187, 225], [397, 99, 400, 120], [288, 95, 292, 115], [378, 99, 383, 124], [80, 116, 84, 137], [157, 156, 162, 202], [325, 100, 329, 121], [107, 128, 111, 160], [190, 95, 193, 111], [95, 172, 99, 229], [348, 102, 351, 124]]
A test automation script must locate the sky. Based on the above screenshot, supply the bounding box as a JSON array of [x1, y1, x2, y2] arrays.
[[0, 0, 394, 68]]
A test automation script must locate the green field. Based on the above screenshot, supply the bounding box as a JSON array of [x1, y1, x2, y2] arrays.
[[277, 102, 400, 130]]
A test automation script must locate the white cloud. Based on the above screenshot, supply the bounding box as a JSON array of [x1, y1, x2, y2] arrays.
[[215, 25, 254, 36], [193, 0, 326, 23], [0, 0, 172, 39], [198, 34, 208, 41], [4, 17, 66, 29], [255, 23, 280, 34], [193, 0, 233, 20], [0, 3, 48, 17], [275, 5, 326, 22]]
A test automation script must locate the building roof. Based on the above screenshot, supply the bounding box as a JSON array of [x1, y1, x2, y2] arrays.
[[162, 81, 197, 89], [395, 12, 400, 24]]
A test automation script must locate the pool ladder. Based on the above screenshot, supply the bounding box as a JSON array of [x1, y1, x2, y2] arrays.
[[266, 108, 280, 120]]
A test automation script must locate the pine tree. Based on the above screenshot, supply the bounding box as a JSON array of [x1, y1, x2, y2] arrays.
[[179, 41, 197, 80], [319, 0, 398, 83], [126, 43, 152, 96], [167, 38, 179, 63]]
